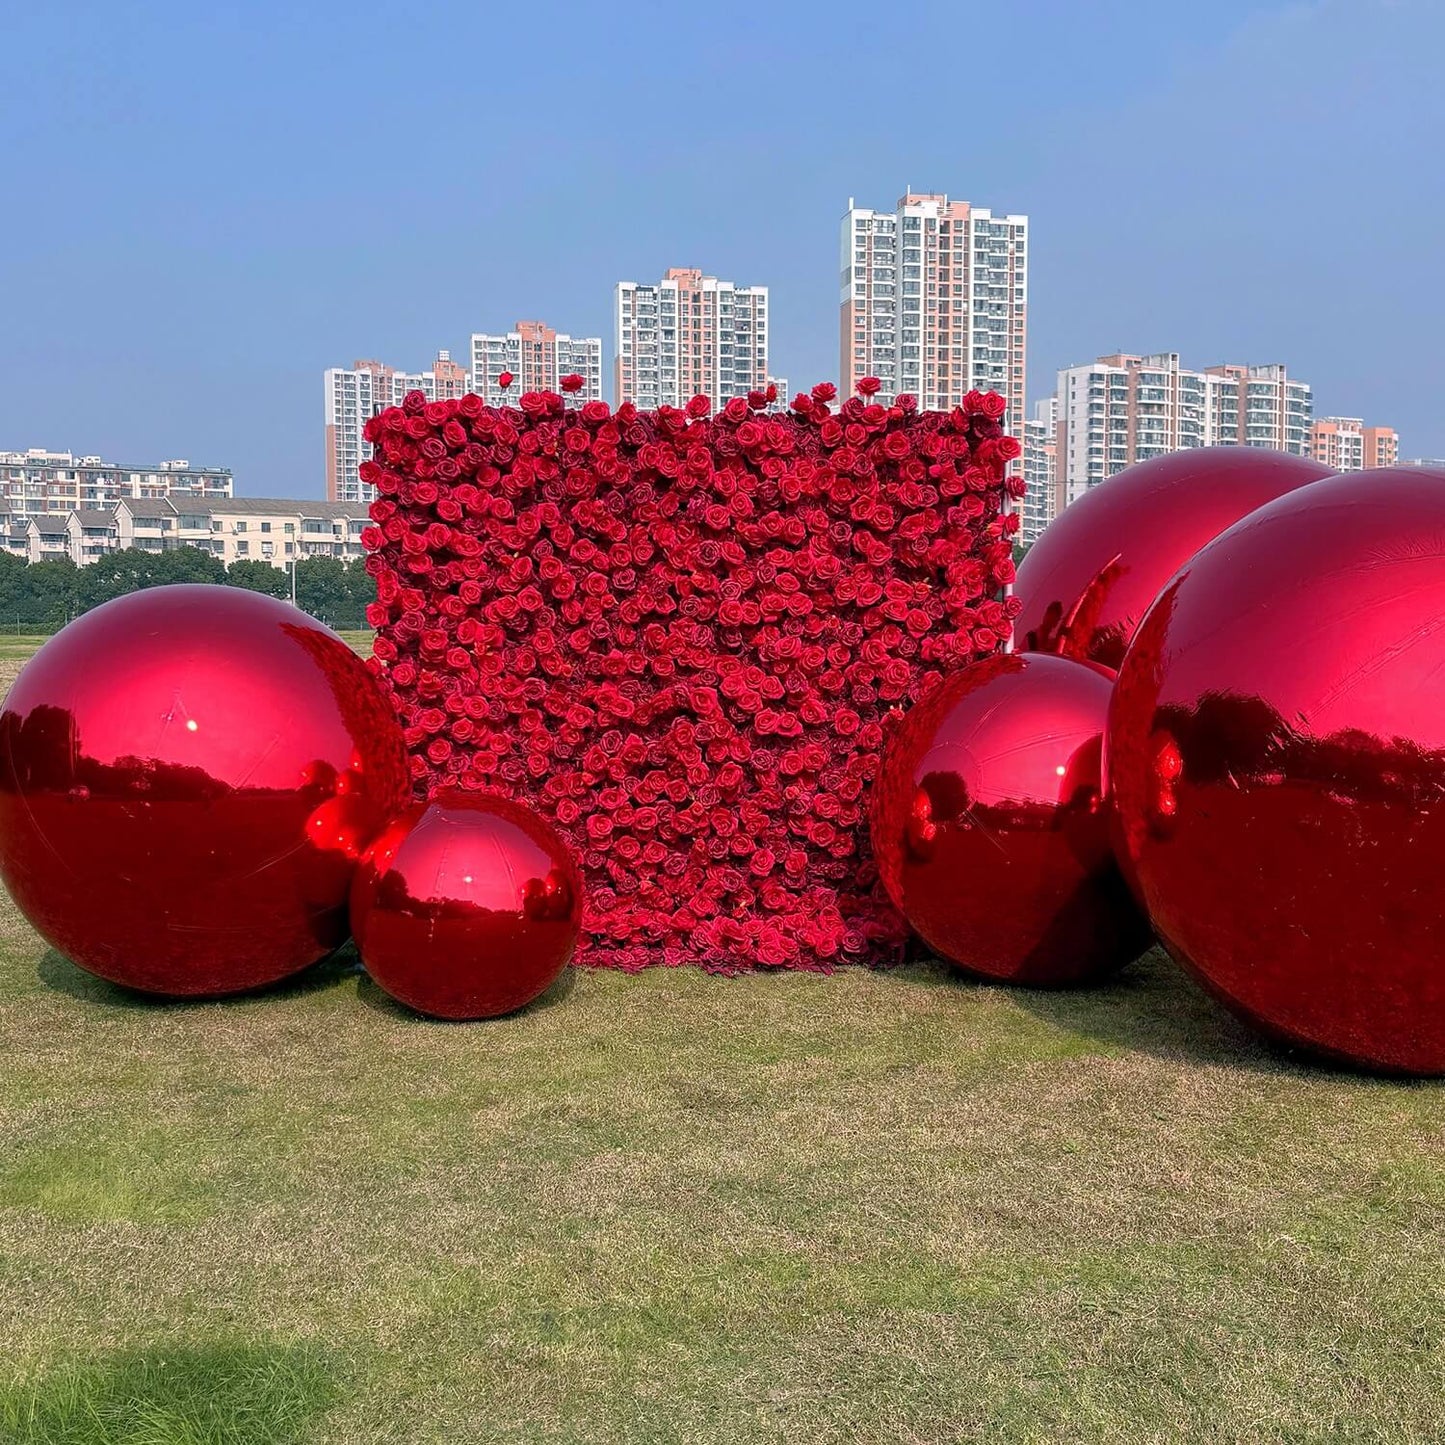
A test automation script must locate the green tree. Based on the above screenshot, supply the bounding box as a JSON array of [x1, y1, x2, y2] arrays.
[[340, 559, 377, 630], [77, 549, 165, 611], [155, 546, 226, 586], [77, 546, 223, 612], [23, 559, 80, 629], [227, 559, 290, 599], [293, 555, 350, 628], [0, 552, 31, 625]]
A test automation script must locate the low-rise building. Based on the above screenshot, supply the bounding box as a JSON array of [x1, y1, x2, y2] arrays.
[[25, 517, 70, 564], [0, 503, 24, 559], [66, 509, 119, 565], [45, 497, 373, 569], [204, 497, 371, 566]]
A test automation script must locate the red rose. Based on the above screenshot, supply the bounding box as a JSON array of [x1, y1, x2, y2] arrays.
[[560, 373, 585, 393], [497, 371, 514, 389], [856, 376, 882, 398]]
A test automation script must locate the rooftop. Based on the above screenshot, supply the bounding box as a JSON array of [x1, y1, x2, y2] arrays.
[[0, 450, 233, 475], [209, 496, 370, 519]]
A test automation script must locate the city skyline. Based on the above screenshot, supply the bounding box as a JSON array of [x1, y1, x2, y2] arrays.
[[3, 2, 1440, 497]]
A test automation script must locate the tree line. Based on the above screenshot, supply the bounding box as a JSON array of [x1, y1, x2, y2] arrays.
[[0, 548, 376, 632]]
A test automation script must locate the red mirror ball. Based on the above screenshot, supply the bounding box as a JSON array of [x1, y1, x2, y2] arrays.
[[1108, 466, 1445, 1074], [1014, 448, 1332, 670], [350, 792, 583, 1019], [872, 652, 1150, 985], [0, 585, 409, 996]]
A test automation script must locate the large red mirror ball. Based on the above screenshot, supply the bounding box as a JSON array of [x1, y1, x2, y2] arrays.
[[350, 793, 583, 1019], [871, 653, 1150, 985], [0, 585, 409, 997], [1107, 466, 1445, 1074], [1014, 448, 1332, 670]]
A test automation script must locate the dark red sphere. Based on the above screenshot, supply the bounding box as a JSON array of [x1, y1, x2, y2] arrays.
[[0, 585, 409, 996], [350, 793, 582, 1019], [1107, 466, 1445, 1073], [1015, 448, 1332, 670], [871, 653, 1150, 985]]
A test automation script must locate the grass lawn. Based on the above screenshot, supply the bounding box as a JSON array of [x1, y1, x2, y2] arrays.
[[2, 636, 1444, 1443]]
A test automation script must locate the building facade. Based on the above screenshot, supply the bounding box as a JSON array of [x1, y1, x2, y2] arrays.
[[1204, 363, 1313, 453], [0, 450, 233, 522], [324, 350, 468, 505], [1311, 417, 1399, 471], [1056, 353, 1314, 502], [839, 192, 1028, 428], [17, 497, 372, 569], [1020, 398, 1061, 545], [614, 269, 770, 408], [203, 497, 371, 566], [470, 322, 604, 407]]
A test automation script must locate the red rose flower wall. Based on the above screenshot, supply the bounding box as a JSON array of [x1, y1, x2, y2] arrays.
[[362, 382, 1020, 972]]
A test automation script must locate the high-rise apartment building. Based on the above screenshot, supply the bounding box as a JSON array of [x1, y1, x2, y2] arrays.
[[614, 269, 770, 408], [1204, 363, 1313, 454], [1057, 353, 1313, 501], [470, 322, 604, 408], [839, 192, 1027, 428], [324, 349, 468, 504], [0, 449, 233, 521], [1311, 417, 1398, 471], [1020, 398, 1061, 545]]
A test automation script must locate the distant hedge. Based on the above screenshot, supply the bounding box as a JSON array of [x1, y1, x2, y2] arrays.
[[0, 548, 377, 632]]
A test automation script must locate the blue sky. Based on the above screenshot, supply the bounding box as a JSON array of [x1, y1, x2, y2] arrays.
[[1, 0, 1440, 496]]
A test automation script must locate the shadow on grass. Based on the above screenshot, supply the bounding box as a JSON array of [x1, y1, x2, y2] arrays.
[[354, 962, 578, 1023], [897, 945, 1432, 1083], [0, 1339, 345, 1445], [36, 946, 357, 1011]]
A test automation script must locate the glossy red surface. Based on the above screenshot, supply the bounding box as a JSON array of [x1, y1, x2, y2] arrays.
[[1015, 448, 1332, 670], [350, 793, 582, 1019], [0, 585, 410, 996], [1107, 466, 1445, 1073], [871, 653, 1150, 985]]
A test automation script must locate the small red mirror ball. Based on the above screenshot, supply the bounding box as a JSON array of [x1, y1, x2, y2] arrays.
[[350, 792, 583, 1019], [871, 652, 1150, 985]]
